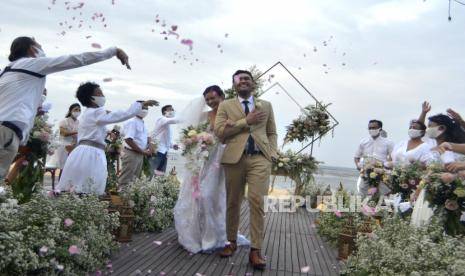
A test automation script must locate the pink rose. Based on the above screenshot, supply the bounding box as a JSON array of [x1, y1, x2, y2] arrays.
[[68, 245, 80, 255], [445, 199, 459, 211], [334, 210, 342, 218], [440, 173, 457, 184], [184, 138, 192, 145], [64, 218, 74, 227]]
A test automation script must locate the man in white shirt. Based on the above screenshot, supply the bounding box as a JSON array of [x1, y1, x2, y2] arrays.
[[149, 105, 180, 175], [0, 36, 131, 179], [118, 104, 151, 188], [354, 119, 394, 195]]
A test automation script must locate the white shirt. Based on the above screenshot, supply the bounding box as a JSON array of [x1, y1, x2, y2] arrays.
[[78, 102, 142, 146], [152, 116, 181, 154], [0, 47, 117, 143], [391, 140, 433, 165], [355, 136, 394, 163], [59, 117, 79, 145], [122, 117, 148, 150], [238, 95, 255, 113]]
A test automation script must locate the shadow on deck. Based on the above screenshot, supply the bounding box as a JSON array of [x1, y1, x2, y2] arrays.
[[110, 203, 342, 276]]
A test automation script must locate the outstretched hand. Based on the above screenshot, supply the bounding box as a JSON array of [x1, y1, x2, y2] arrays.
[[116, 48, 131, 69], [421, 101, 431, 114], [447, 108, 464, 123]]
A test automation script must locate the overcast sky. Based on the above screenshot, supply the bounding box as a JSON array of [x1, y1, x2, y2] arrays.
[[1, 0, 465, 168]]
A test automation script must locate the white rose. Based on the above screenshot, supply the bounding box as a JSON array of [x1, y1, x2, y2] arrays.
[[187, 130, 197, 137]]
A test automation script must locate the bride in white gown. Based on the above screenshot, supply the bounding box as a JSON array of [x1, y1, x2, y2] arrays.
[[174, 86, 249, 253]]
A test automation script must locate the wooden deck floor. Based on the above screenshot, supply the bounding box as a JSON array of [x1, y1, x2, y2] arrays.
[[110, 204, 342, 276]]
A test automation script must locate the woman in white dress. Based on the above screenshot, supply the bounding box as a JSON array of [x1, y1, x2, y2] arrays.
[[56, 82, 158, 194], [52, 103, 80, 178], [411, 114, 465, 227], [174, 85, 241, 253], [391, 120, 432, 166]]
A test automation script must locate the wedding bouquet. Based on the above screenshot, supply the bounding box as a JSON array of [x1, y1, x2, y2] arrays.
[[284, 103, 331, 144], [360, 159, 389, 195], [28, 114, 55, 158], [388, 161, 423, 201], [421, 164, 465, 236], [180, 123, 216, 175]]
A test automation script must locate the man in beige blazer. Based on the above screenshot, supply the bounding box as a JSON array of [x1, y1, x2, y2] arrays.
[[214, 70, 278, 270]]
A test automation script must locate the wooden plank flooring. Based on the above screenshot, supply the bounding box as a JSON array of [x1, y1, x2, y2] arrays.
[[110, 203, 341, 276]]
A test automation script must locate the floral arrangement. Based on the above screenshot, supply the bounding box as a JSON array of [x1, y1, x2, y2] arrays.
[[388, 161, 424, 201], [120, 175, 180, 232], [0, 189, 119, 275], [180, 123, 216, 174], [272, 150, 319, 195], [10, 115, 55, 203], [360, 158, 389, 196], [421, 164, 465, 236], [343, 216, 465, 275], [105, 126, 122, 193], [284, 103, 331, 144], [317, 211, 364, 247]]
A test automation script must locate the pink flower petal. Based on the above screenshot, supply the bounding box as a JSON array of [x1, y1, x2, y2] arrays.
[[91, 43, 102, 49], [103, 78, 113, 82], [153, 240, 162, 245], [334, 210, 342, 218], [68, 245, 80, 255], [64, 218, 74, 227], [180, 39, 193, 51]]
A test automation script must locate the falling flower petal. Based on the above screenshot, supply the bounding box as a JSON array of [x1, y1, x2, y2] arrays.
[[225, 33, 229, 38], [334, 210, 342, 218], [91, 43, 102, 49], [153, 240, 162, 245], [301, 266, 311, 273], [181, 39, 193, 50], [56, 264, 64, 271], [171, 25, 178, 31], [103, 78, 112, 82]]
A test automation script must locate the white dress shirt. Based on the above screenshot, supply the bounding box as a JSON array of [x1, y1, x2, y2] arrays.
[[238, 95, 255, 113], [152, 116, 181, 154], [122, 117, 148, 150], [0, 47, 117, 143], [78, 102, 142, 146], [391, 140, 433, 165], [355, 136, 394, 163]]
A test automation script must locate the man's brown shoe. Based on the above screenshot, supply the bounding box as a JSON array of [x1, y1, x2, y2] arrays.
[[249, 249, 266, 270], [219, 241, 237, 258]]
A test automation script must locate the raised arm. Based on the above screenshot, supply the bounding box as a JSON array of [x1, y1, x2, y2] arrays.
[[95, 100, 158, 125], [23, 47, 130, 75], [417, 101, 431, 125], [447, 108, 465, 130]]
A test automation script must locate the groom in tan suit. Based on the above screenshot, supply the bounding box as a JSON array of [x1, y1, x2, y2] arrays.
[[214, 70, 278, 270]]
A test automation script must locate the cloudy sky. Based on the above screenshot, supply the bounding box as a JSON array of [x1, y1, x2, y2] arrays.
[[1, 0, 465, 168]]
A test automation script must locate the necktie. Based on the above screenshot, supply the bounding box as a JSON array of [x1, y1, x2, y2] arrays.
[[242, 100, 256, 154]]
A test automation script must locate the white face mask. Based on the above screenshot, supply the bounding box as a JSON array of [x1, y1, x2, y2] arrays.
[[71, 111, 81, 118], [92, 96, 106, 107], [369, 128, 380, 137], [408, 129, 423, 139], [426, 126, 444, 139], [33, 46, 46, 58], [165, 111, 175, 118], [138, 110, 149, 118]]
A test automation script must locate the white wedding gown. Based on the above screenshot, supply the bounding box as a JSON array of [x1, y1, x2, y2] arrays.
[[174, 142, 227, 253], [174, 97, 249, 253]]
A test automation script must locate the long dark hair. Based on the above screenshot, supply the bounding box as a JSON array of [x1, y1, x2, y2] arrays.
[[429, 114, 465, 143], [9, 36, 36, 62], [65, 103, 81, 118]]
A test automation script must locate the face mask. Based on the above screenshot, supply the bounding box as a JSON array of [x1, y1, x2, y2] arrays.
[[33, 46, 46, 58], [71, 111, 81, 118], [138, 110, 148, 118], [369, 129, 380, 137], [92, 96, 106, 107], [426, 126, 444, 139], [40, 95, 46, 104], [165, 111, 175, 118], [408, 129, 423, 139]]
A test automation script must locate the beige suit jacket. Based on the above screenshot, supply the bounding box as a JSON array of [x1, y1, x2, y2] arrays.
[[214, 97, 278, 164]]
